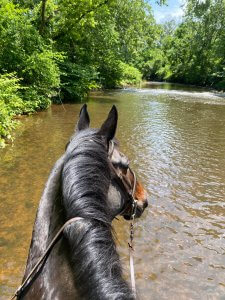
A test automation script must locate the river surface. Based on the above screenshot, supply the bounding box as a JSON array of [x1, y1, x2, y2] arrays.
[[0, 82, 225, 299]]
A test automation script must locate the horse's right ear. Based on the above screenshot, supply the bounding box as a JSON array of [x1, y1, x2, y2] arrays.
[[76, 104, 90, 131], [98, 105, 118, 143]]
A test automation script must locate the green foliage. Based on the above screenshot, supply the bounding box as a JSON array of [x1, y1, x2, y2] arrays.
[[0, 0, 62, 105], [97, 56, 124, 89], [147, 0, 225, 89], [214, 67, 225, 89], [0, 0, 159, 106], [1, 0, 225, 147], [23, 50, 63, 102], [53, 0, 156, 91], [59, 61, 99, 101], [0, 0, 63, 146], [141, 48, 172, 80], [97, 59, 142, 88], [119, 62, 142, 86], [0, 73, 31, 147]]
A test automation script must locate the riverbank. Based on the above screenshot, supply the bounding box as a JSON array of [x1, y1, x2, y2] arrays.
[[0, 65, 142, 148], [2, 80, 225, 149], [0, 74, 50, 148]]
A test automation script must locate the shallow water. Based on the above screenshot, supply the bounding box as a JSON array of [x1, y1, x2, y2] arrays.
[[0, 82, 225, 299]]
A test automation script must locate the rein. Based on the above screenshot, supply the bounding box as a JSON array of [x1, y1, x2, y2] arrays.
[[128, 168, 138, 297], [11, 141, 138, 300], [10, 217, 83, 300]]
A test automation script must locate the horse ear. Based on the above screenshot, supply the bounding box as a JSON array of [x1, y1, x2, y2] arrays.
[[76, 104, 90, 131], [98, 105, 118, 142]]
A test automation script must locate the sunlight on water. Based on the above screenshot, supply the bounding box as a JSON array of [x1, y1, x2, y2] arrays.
[[0, 83, 225, 299], [137, 88, 225, 99]]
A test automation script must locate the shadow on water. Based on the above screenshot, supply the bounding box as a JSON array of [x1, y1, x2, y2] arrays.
[[86, 92, 120, 104], [0, 82, 225, 299]]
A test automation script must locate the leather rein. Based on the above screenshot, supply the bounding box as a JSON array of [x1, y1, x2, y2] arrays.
[[11, 141, 138, 299]]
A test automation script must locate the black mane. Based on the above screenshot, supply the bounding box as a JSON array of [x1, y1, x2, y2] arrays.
[[62, 129, 134, 299]]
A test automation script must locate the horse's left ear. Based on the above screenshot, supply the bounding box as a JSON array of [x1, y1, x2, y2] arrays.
[[98, 105, 118, 143], [76, 104, 90, 131]]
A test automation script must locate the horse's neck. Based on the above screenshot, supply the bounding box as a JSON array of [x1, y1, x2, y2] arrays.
[[21, 155, 81, 299], [24, 155, 65, 276]]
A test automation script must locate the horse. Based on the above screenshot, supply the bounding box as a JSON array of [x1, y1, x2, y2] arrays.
[[17, 105, 148, 300]]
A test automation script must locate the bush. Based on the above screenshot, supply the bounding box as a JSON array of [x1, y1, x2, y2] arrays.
[[98, 57, 124, 88], [119, 62, 142, 86], [0, 0, 62, 108], [98, 58, 142, 88], [23, 50, 62, 99], [0, 73, 30, 147], [214, 80, 225, 91], [59, 61, 99, 101], [141, 49, 172, 81], [212, 68, 225, 91]]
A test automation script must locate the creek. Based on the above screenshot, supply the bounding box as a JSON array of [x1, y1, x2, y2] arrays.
[[0, 82, 225, 299]]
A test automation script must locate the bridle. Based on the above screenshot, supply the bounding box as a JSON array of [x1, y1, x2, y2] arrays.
[[108, 140, 138, 296], [11, 140, 138, 299], [108, 140, 138, 215]]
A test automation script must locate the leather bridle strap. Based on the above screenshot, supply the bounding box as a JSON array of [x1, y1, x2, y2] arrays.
[[128, 168, 138, 298], [10, 217, 83, 300], [109, 140, 138, 297]]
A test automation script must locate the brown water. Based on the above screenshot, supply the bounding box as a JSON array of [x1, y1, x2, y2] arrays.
[[1, 82, 225, 299]]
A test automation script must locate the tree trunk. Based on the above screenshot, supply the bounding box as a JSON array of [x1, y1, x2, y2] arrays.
[[39, 0, 47, 35]]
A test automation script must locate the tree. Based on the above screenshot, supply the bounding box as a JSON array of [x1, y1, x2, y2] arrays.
[[148, 0, 225, 88]]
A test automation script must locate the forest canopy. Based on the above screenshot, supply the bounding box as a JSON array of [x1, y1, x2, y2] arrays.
[[0, 0, 225, 146]]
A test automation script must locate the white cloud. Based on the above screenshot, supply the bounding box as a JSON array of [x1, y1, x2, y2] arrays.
[[152, 0, 185, 24]]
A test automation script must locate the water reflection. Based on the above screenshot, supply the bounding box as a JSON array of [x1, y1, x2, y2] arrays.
[[1, 83, 225, 299]]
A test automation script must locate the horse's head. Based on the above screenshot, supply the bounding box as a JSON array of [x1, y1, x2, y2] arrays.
[[66, 104, 148, 221], [108, 140, 148, 220]]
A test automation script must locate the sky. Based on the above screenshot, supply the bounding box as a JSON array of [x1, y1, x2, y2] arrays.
[[149, 0, 185, 24]]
